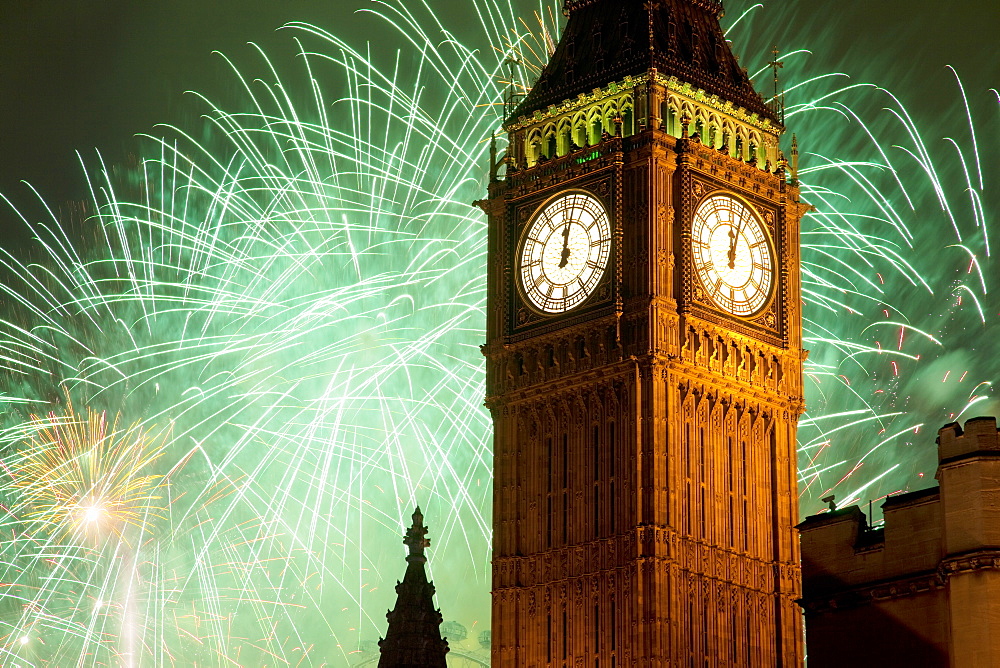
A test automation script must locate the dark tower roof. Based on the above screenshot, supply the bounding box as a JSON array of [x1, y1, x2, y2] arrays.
[[377, 507, 449, 668], [511, 0, 776, 124]]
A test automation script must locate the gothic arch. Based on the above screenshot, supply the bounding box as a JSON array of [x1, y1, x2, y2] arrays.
[[541, 122, 558, 159], [571, 111, 588, 148], [556, 117, 573, 156], [586, 107, 604, 145], [525, 127, 543, 166]]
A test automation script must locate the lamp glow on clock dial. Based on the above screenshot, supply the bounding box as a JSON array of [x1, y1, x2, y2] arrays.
[[691, 194, 774, 316], [519, 192, 611, 314]]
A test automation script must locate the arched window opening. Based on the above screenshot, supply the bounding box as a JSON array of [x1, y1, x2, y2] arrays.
[[661, 101, 674, 135], [720, 127, 731, 156], [589, 115, 603, 145], [558, 125, 572, 156], [602, 105, 616, 135], [573, 118, 587, 149], [544, 133, 557, 159]]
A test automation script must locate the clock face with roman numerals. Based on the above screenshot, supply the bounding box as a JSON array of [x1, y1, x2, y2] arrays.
[[691, 194, 774, 317], [518, 192, 611, 314]]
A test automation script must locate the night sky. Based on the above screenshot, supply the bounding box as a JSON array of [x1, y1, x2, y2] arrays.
[[1, 0, 996, 246], [0, 0, 482, 251]]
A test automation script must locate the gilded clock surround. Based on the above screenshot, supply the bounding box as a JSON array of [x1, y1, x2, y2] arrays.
[[517, 190, 613, 315], [690, 192, 775, 318], [507, 174, 620, 338]]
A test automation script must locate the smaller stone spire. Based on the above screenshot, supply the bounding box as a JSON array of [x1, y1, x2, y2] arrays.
[[377, 507, 449, 668]]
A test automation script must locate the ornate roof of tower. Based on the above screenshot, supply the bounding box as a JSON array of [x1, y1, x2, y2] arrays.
[[377, 507, 449, 668], [511, 0, 777, 125]]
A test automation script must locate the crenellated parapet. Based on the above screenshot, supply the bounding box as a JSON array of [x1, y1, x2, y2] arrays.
[[937, 415, 1000, 463]]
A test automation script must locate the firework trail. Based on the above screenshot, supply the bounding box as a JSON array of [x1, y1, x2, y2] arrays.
[[0, 0, 994, 664], [9, 403, 170, 543]]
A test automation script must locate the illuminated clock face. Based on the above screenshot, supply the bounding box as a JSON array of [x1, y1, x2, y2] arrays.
[[691, 194, 774, 316], [519, 192, 611, 314]]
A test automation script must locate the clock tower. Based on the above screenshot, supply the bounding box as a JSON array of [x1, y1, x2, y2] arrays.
[[478, 0, 807, 664]]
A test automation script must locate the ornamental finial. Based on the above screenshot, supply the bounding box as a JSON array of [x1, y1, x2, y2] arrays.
[[403, 506, 430, 561], [790, 134, 800, 185]]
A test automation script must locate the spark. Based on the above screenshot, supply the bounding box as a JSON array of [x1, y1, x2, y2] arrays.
[[9, 402, 170, 544]]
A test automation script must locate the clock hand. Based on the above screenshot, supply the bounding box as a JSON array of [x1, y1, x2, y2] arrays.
[[727, 227, 737, 269], [730, 209, 754, 269], [558, 223, 572, 268]]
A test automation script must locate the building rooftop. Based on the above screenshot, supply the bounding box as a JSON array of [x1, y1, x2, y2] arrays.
[[511, 0, 777, 124]]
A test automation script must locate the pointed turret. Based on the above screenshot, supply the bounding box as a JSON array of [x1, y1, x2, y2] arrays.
[[512, 0, 776, 124], [377, 507, 449, 668]]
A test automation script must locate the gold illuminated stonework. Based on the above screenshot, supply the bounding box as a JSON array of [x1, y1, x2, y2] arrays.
[[507, 73, 782, 171], [477, 0, 808, 664]]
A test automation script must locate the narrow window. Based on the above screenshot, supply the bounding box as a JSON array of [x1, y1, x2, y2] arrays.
[[731, 612, 738, 663], [594, 486, 600, 539], [563, 610, 568, 659], [547, 436, 553, 547], [563, 492, 568, 545], [547, 437, 554, 492], [563, 433, 569, 544], [611, 603, 616, 651], [547, 613, 553, 663], [590, 117, 602, 145], [594, 425, 600, 479], [742, 440, 748, 552], [610, 481, 616, 534], [688, 600, 696, 666], [563, 434, 569, 489], [594, 425, 600, 538], [547, 496, 553, 548], [609, 421, 616, 478], [702, 594, 710, 659], [701, 485, 706, 540], [728, 436, 734, 548], [745, 613, 752, 664], [699, 427, 706, 539], [594, 604, 600, 655], [609, 421, 616, 533]]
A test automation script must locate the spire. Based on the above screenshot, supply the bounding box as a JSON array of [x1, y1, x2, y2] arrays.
[[511, 0, 776, 124], [377, 507, 449, 668]]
